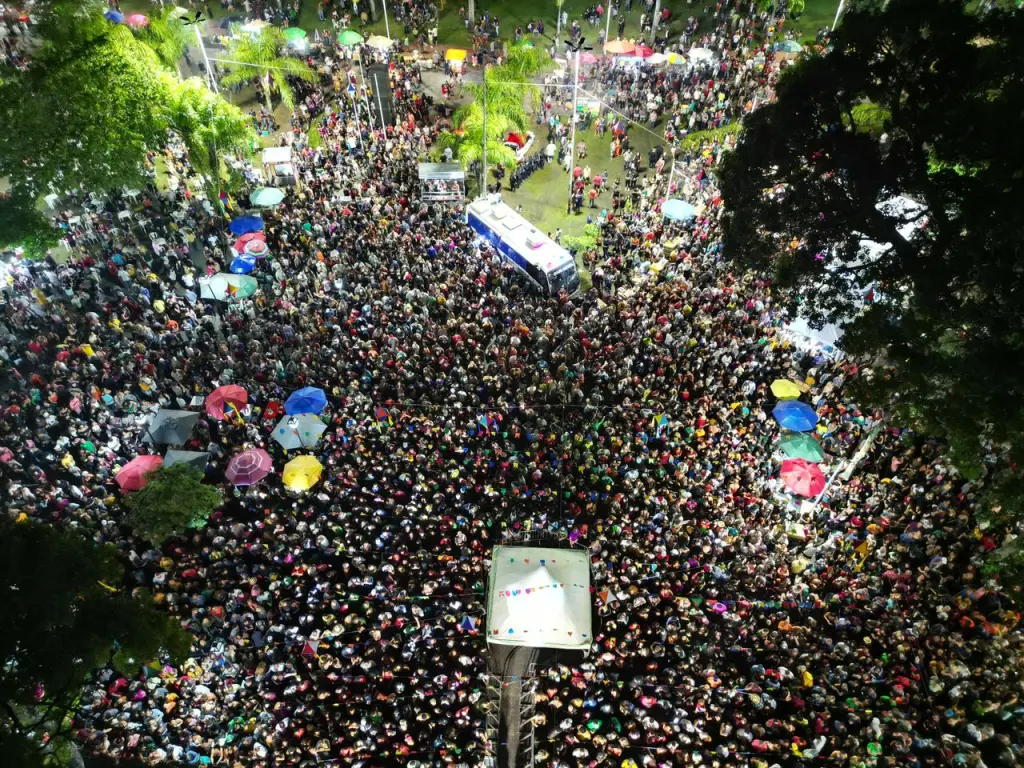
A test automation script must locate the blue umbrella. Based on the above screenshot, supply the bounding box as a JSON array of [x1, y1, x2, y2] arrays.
[[772, 401, 819, 432], [230, 254, 257, 274], [663, 199, 697, 222], [229, 215, 264, 235], [285, 386, 328, 415], [104, 10, 125, 22]]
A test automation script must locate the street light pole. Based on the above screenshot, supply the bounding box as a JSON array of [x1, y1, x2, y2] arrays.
[[194, 24, 219, 93], [566, 47, 581, 210], [481, 65, 488, 196], [604, 2, 612, 44], [381, 0, 392, 41]]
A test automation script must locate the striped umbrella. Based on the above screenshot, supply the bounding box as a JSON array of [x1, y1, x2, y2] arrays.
[[244, 239, 270, 258], [233, 232, 266, 253], [226, 449, 273, 486]]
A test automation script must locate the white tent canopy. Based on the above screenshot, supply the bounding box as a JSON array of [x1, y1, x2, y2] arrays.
[[486, 545, 592, 651]]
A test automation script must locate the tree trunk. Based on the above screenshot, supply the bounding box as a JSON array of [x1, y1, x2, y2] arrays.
[[556, 3, 561, 43], [468, 0, 475, 25], [651, 0, 662, 41], [368, 0, 378, 22], [264, 73, 273, 113]]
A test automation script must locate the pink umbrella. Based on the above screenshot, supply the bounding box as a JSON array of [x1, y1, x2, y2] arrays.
[[233, 232, 266, 253], [206, 385, 248, 420], [780, 458, 826, 497], [116, 455, 163, 492], [125, 13, 150, 27], [226, 448, 273, 486], [634, 44, 654, 58], [579, 51, 599, 65]]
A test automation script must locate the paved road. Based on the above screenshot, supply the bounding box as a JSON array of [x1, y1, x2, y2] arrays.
[[488, 644, 539, 768]]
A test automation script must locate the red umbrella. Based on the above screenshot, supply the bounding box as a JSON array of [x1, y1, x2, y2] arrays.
[[264, 400, 285, 420], [780, 458, 826, 497], [116, 455, 163, 492], [206, 385, 248, 420], [125, 13, 150, 27], [226, 449, 273, 486], [233, 231, 267, 253], [634, 44, 654, 58]]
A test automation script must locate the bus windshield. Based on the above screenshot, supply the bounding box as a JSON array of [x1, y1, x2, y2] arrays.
[[550, 264, 580, 295]]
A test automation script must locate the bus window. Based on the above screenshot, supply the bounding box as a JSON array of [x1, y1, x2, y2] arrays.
[[550, 264, 580, 295], [523, 259, 549, 293]]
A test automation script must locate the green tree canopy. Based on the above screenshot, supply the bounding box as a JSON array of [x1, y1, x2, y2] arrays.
[[0, 25, 170, 198], [718, 0, 1024, 567], [163, 76, 257, 187], [124, 463, 224, 543], [0, 521, 190, 766], [0, 192, 61, 260], [220, 28, 318, 112]]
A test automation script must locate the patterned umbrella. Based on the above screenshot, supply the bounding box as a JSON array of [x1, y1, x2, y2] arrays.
[[205, 385, 248, 420], [780, 458, 827, 497], [244, 239, 270, 258], [284, 386, 328, 415], [198, 273, 259, 302], [233, 232, 266, 253], [230, 254, 257, 274], [226, 449, 273, 486], [273, 414, 327, 450], [116, 455, 163, 492], [283, 455, 324, 492]]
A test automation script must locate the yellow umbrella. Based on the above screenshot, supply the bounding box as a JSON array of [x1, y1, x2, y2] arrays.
[[445, 48, 468, 61], [667, 52, 685, 65], [283, 455, 324, 492], [365, 34, 393, 49], [770, 379, 803, 400]]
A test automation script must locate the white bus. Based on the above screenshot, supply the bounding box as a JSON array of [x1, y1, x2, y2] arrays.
[[467, 196, 581, 296]]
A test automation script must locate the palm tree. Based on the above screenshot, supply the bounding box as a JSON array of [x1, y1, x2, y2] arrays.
[[162, 76, 256, 191], [139, 7, 191, 73], [220, 28, 317, 113]]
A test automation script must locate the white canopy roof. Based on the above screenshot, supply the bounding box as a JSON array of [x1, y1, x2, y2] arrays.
[[261, 146, 293, 165], [486, 546, 592, 651]]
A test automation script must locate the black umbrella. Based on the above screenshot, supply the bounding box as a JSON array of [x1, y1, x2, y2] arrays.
[[143, 409, 200, 446], [163, 450, 211, 470]]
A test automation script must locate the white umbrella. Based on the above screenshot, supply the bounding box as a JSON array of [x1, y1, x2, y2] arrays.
[[688, 47, 715, 61], [647, 52, 668, 65], [198, 273, 259, 302], [272, 414, 327, 450], [365, 34, 394, 49]]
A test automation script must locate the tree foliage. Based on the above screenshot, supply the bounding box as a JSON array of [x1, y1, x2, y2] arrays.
[[123, 464, 224, 543], [163, 76, 256, 182], [0, 192, 60, 260], [718, 0, 1024, 548], [220, 28, 318, 111], [0, 521, 190, 765], [0, 26, 169, 197], [137, 6, 192, 70]]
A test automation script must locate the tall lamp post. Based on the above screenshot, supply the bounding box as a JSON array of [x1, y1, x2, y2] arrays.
[[564, 38, 591, 212]]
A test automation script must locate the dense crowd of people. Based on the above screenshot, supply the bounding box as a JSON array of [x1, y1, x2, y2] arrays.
[[1, 1, 1022, 767]]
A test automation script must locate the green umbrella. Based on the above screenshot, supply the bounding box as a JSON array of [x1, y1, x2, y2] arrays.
[[778, 433, 825, 463], [337, 29, 363, 46], [283, 27, 307, 42], [250, 187, 286, 207], [81, 440, 97, 454]]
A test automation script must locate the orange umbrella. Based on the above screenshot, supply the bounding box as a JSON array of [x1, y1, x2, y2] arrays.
[[604, 40, 635, 54]]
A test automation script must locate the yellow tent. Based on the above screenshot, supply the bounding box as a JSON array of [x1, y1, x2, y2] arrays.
[[770, 379, 802, 400], [445, 48, 468, 62], [283, 455, 324, 492]]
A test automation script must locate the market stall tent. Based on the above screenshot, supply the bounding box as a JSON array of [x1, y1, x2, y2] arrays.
[[486, 545, 592, 652], [262, 146, 296, 187]]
